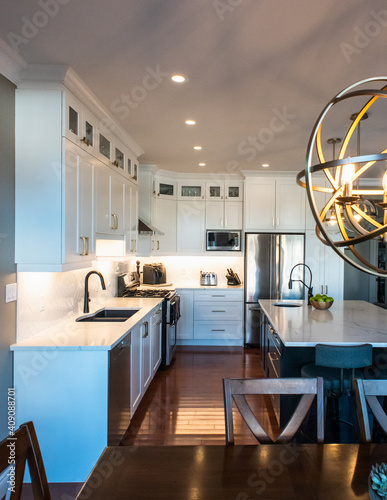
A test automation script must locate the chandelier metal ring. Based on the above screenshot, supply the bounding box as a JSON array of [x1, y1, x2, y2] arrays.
[[297, 76, 387, 277]]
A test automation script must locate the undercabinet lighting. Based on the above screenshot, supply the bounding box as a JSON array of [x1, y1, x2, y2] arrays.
[[171, 74, 187, 83], [193, 146, 202, 150], [262, 163, 269, 168], [185, 120, 196, 125], [199, 163, 206, 167]]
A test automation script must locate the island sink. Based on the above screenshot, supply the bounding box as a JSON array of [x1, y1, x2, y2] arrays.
[[76, 308, 140, 323], [272, 302, 302, 308]]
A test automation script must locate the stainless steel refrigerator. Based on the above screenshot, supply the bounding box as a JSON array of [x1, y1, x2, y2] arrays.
[[244, 233, 305, 346]]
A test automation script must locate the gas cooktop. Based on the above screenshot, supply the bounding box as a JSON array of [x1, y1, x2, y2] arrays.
[[122, 288, 173, 298]]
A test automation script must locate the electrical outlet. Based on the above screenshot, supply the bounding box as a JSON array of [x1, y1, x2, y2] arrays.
[[5, 283, 17, 303]]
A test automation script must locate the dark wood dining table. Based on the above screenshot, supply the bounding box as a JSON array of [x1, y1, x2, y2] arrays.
[[76, 443, 387, 499]]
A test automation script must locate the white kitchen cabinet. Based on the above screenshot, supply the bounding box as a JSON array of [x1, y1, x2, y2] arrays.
[[151, 198, 177, 254], [244, 176, 305, 231], [176, 289, 194, 340], [125, 181, 138, 255], [64, 140, 95, 264], [177, 200, 206, 253], [205, 180, 243, 201], [95, 165, 125, 235], [130, 322, 142, 415], [151, 305, 163, 375], [206, 201, 242, 229], [177, 181, 205, 201], [154, 176, 176, 199], [192, 288, 244, 345], [305, 229, 344, 300], [15, 90, 97, 271]]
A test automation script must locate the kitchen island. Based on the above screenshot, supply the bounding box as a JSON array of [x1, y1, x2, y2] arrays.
[[259, 299, 387, 430]]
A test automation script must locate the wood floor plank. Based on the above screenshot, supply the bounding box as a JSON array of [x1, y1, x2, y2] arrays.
[[121, 346, 278, 445]]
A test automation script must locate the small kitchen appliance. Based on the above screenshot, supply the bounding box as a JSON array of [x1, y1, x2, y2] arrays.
[[200, 272, 217, 286], [143, 263, 167, 285], [226, 268, 241, 286]]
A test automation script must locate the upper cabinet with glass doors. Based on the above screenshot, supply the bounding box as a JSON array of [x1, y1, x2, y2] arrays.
[[177, 181, 205, 201], [64, 90, 139, 183], [154, 176, 176, 199], [205, 180, 243, 201]]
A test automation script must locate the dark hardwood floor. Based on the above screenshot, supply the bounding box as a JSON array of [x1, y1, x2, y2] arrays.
[[121, 346, 277, 446]]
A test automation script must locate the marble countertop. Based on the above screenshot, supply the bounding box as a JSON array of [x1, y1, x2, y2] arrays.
[[10, 297, 163, 351], [259, 299, 387, 347]]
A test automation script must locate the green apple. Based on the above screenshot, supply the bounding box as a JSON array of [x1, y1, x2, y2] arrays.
[[314, 294, 322, 299], [326, 297, 334, 302], [321, 294, 328, 300]]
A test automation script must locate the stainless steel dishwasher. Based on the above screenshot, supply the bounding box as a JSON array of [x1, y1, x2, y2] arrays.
[[108, 333, 131, 445]]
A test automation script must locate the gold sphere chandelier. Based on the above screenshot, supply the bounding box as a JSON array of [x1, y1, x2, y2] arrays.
[[297, 77, 387, 277]]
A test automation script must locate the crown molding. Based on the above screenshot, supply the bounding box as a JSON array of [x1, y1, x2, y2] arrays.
[[18, 64, 144, 158], [0, 37, 27, 85]]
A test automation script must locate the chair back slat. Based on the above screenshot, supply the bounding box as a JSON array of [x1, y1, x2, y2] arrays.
[[223, 377, 324, 445], [0, 421, 51, 500], [354, 379, 387, 442]]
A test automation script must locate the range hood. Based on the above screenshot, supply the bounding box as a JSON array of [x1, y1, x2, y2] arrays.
[[138, 218, 164, 236]]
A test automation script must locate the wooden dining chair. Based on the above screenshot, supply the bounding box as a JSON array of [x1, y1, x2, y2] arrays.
[[354, 378, 387, 442], [0, 421, 51, 500], [223, 377, 324, 444]]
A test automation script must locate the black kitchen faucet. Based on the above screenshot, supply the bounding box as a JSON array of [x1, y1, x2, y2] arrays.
[[83, 271, 106, 313], [288, 263, 313, 305]]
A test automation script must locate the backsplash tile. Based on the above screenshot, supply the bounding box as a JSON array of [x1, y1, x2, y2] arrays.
[[17, 255, 244, 342]]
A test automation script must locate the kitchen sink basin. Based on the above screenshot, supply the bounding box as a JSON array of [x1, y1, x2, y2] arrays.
[[272, 302, 302, 308], [76, 308, 140, 323]]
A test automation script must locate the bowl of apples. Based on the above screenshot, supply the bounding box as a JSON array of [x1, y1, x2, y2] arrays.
[[309, 294, 334, 310]]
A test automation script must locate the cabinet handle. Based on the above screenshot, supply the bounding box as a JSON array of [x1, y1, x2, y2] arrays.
[[156, 320, 162, 326], [111, 214, 118, 230], [325, 285, 328, 294], [80, 236, 89, 256], [212, 295, 225, 297], [212, 310, 226, 313], [134, 239, 137, 252], [152, 240, 155, 251], [155, 309, 162, 315], [130, 239, 134, 252], [225, 217, 228, 227], [81, 137, 90, 147], [211, 329, 226, 332], [142, 321, 149, 338], [268, 351, 280, 363], [321, 285, 323, 294], [272, 217, 275, 227], [157, 240, 159, 250], [220, 218, 223, 227]]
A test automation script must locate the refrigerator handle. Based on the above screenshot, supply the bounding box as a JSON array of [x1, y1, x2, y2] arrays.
[[275, 234, 281, 300]]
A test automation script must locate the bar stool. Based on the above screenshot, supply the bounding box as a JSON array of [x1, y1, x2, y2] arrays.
[[301, 344, 373, 442]]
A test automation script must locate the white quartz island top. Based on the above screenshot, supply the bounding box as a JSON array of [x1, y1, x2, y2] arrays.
[[259, 299, 387, 347], [10, 297, 163, 351]]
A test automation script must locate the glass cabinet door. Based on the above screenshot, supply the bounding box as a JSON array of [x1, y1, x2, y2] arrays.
[[85, 121, 94, 146], [68, 107, 78, 136], [115, 147, 124, 170], [127, 158, 132, 176], [99, 134, 111, 160], [225, 181, 243, 201], [206, 182, 224, 200], [158, 183, 174, 197], [181, 186, 202, 197]]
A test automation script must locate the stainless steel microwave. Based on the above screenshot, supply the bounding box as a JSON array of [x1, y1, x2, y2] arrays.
[[206, 230, 241, 251]]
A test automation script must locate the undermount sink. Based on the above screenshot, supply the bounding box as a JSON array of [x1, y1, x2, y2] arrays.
[[272, 302, 302, 308], [76, 308, 140, 323]]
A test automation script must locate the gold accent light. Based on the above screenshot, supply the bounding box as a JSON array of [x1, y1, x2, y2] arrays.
[[297, 77, 387, 276]]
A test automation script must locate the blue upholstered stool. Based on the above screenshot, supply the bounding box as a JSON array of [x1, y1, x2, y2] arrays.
[[301, 344, 373, 441]]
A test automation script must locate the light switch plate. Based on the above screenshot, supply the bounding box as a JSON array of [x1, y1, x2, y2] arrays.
[[6, 283, 17, 303]]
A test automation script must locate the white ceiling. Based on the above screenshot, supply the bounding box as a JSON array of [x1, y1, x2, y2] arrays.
[[1, 0, 387, 175]]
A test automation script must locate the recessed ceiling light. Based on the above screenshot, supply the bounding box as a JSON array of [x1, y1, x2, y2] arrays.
[[185, 120, 196, 125], [171, 74, 187, 83], [199, 163, 206, 167], [262, 163, 270, 168], [193, 146, 202, 150]]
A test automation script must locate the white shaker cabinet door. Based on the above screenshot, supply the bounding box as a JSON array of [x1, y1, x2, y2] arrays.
[[244, 178, 276, 230], [177, 200, 206, 253]]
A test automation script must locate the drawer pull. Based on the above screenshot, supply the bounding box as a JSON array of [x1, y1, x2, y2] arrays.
[[268, 352, 280, 362], [212, 295, 225, 297], [212, 329, 226, 332], [212, 310, 226, 313]]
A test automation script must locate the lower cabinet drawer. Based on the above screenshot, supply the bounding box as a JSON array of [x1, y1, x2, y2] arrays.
[[194, 321, 243, 340], [194, 302, 243, 321]]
